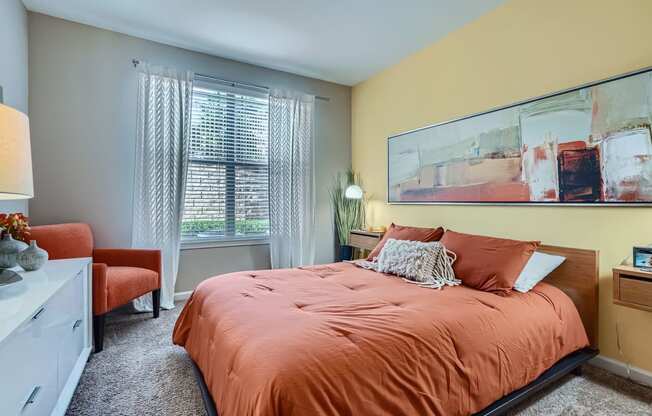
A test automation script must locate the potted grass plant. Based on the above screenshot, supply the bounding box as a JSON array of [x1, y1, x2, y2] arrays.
[[330, 170, 365, 261]]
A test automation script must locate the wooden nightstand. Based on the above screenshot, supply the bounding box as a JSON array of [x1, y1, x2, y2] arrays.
[[613, 265, 652, 312], [349, 230, 384, 259]]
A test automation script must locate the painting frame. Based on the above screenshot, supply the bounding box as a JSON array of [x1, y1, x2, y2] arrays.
[[387, 65, 652, 206]]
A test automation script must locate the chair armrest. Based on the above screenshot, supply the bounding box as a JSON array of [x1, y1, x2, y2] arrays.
[[92, 263, 109, 315], [93, 248, 162, 276]]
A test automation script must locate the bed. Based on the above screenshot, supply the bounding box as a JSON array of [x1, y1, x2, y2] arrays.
[[173, 245, 599, 416]]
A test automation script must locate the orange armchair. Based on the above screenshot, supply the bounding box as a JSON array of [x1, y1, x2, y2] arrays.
[[29, 223, 161, 352]]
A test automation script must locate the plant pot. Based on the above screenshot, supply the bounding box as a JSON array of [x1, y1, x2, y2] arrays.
[[339, 245, 353, 261]]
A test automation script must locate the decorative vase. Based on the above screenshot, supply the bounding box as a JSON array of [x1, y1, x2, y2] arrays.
[[339, 245, 353, 261], [0, 234, 28, 268], [17, 240, 49, 271]]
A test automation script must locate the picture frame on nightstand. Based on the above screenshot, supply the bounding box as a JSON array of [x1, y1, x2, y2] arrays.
[[633, 246, 652, 270]]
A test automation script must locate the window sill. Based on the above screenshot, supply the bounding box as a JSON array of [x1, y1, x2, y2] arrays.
[[180, 237, 270, 251]]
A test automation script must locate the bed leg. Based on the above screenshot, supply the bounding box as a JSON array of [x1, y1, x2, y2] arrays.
[[571, 365, 583, 376]]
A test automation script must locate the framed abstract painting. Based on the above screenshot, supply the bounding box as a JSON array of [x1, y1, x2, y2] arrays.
[[388, 67, 652, 205]]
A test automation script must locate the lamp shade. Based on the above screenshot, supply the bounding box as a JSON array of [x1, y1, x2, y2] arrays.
[[0, 104, 33, 199], [344, 184, 363, 199]]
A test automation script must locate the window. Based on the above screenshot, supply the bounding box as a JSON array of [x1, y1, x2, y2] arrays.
[[182, 78, 270, 242]]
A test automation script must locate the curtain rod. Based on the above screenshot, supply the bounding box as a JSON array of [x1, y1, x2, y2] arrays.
[[132, 59, 330, 102]]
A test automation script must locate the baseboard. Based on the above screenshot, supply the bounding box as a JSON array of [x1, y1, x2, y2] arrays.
[[174, 290, 193, 302], [590, 355, 652, 388]]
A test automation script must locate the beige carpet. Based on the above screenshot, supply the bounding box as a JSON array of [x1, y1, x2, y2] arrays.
[[66, 303, 652, 416]]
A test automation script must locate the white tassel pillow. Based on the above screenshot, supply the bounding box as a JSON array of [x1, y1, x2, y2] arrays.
[[373, 238, 460, 289]]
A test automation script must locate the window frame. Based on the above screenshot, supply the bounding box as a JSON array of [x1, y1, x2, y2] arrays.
[[181, 78, 271, 246]]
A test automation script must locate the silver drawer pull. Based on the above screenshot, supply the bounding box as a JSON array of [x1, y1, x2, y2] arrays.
[[73, 319, 82, 330], [31, 307, 45, 321], [23, 385, 41, 408]]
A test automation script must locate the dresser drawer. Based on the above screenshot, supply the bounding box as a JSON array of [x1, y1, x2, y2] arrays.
[[0, 319, 40, 415], [59, 316, 85, 387], [19, 374, 59, 416], [0, 307, 59, 415], [48, 271, 84, 327], [619, 277, 652, 308], [58, 272, 86, 388]]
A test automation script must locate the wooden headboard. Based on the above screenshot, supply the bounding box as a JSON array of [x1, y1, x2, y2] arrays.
[[537, 245, 599, 349]]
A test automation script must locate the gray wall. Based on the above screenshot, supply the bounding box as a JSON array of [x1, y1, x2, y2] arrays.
[[0, 0, 29, 214], [28, 13, 351, 293]]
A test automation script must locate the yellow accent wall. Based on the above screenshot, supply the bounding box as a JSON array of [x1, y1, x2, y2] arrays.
[[352, 0, 652, 372]]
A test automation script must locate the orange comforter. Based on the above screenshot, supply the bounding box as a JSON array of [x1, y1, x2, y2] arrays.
[[173, 262, 588, 416]]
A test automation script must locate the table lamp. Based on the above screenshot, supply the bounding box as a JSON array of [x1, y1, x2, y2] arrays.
[[0, 103, 34, 284], [0, 103, 33, 200]]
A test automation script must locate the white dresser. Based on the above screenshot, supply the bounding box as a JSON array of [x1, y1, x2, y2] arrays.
[[0, 258, 92, 416]]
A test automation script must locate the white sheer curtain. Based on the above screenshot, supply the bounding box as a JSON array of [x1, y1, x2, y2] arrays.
[[269, 90, 316, 268], [132, 63, 193, 310]]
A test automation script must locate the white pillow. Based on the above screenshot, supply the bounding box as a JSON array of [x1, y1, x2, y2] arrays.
[[371, 238, 460, 289], [513, 252, 566, 293], [375, 239, 441, 283]]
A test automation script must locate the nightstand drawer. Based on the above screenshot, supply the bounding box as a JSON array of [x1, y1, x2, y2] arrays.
[[620, 277, 652, 308], [349, 232, 380, 251]]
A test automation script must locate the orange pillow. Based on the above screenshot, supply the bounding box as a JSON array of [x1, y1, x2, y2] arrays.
[[367, 223, 444, 260], [440, 230, 539, 294]]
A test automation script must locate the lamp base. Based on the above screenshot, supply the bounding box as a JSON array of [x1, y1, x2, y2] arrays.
[[0, 269, 22, 286]]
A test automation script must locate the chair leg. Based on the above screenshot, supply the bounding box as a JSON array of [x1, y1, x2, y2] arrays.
[[93, 314, 105, 353], [152, 289, 160, 318]]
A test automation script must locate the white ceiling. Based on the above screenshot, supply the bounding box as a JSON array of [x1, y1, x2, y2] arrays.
[[22, 0, 504, 86]]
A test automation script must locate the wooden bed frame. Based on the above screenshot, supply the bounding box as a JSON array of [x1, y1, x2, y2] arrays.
[[190, 244, 600, 416], [536, 245, 599, 349]]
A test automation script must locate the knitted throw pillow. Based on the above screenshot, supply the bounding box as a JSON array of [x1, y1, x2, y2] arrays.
[[375, 239, 436, 282], [353, 239, 460, 289]]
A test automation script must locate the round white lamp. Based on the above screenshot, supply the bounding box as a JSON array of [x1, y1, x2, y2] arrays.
[[344, 184, 363, 199]]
